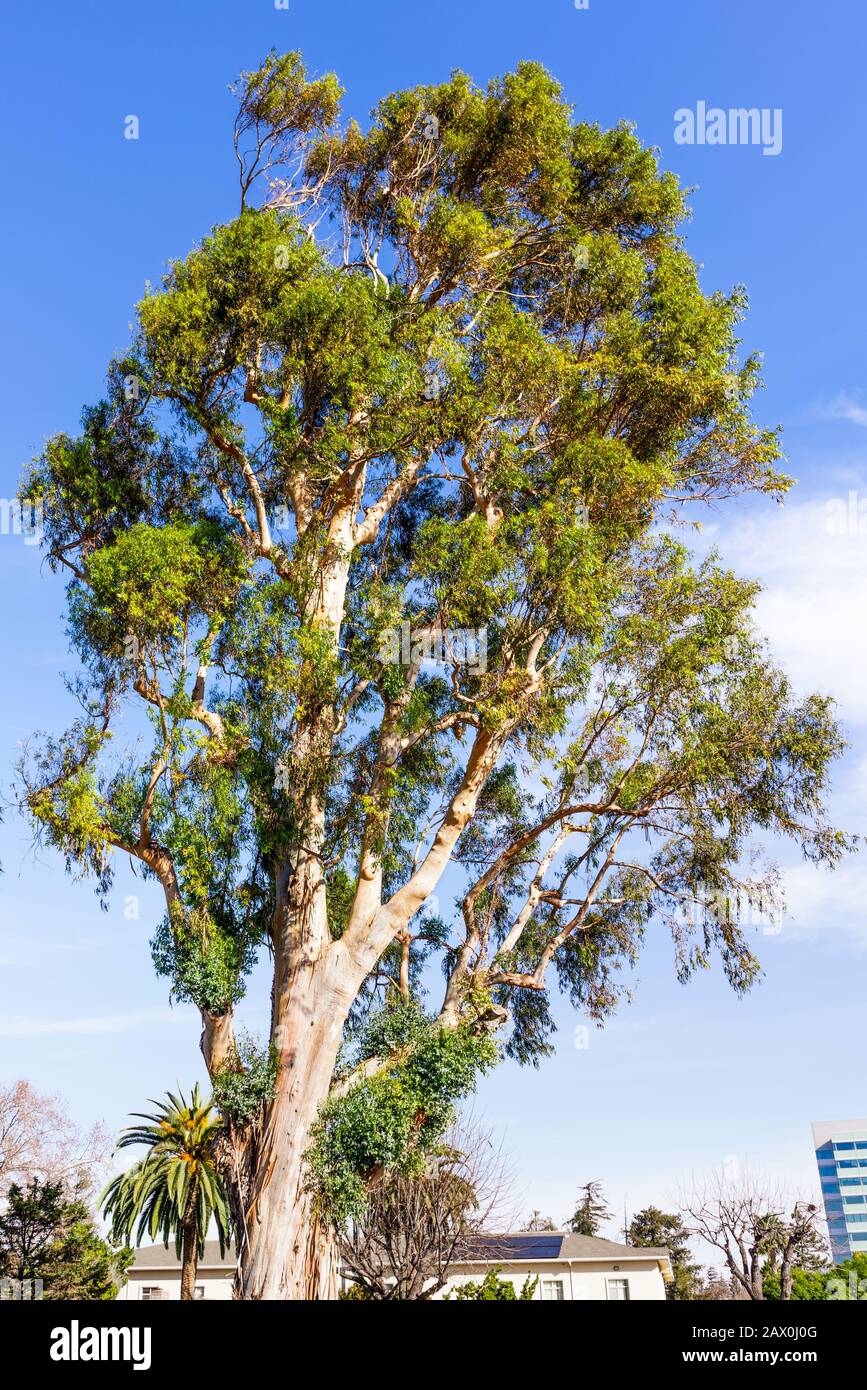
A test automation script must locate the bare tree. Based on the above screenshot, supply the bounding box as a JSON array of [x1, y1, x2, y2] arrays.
[[764, 1205, 828, 1300], [681, 1171, 824, 1301], [522, 1210, 557, 1232], [336, 1117, 515, 1300], [700, 1267, 749, 1301], [0, 1080, 109, 1203]]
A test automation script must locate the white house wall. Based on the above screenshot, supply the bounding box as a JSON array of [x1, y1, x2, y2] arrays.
[[117, 1269, 235, 1301], [118, 1257, 666, 1301], [434, 1259, 666, 1301]]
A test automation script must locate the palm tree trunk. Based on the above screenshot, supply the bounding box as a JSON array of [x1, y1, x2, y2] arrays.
[[180, 1223, 198, 1301]]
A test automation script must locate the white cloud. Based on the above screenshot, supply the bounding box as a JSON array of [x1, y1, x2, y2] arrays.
[[0, 933, 115, 968], [697, 495, 867, 724], [692, 496, 867, 943], [780, 855, 867, 943], [821, 393, 867, 428], [0, 1008, 188, 1038]]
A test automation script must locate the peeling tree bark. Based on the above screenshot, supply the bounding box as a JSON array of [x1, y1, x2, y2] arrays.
[[236, 524, 365, 1300], [236, 944, 361, 1299], [200, 1009, 236, 1076]]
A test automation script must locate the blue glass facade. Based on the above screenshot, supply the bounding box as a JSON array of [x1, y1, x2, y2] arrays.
[[812, 1120, 867, 1263]]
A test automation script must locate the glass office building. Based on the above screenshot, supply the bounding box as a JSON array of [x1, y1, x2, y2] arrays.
[[812, 1119, 867, 1262]]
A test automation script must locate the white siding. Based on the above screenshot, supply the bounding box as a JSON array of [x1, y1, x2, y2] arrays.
[[119, 1255, 667, 1301], [117, 1268, 235, 1301], [435, 1258, 667, 1300]]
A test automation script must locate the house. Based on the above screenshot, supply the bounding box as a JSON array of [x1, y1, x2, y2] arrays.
[[431, 1232, 672, 1300], [118, 1232, 671, 1301], [116, 1243, 235, 1301]]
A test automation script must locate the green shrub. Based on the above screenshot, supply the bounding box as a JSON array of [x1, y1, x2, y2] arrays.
[[445, 1269, 538, 1301]]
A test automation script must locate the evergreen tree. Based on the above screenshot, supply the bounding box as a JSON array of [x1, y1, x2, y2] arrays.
[[568, 1181, 610, 1237], [628, 1205, 702, 1300], [0, 1177, 129, 1299]]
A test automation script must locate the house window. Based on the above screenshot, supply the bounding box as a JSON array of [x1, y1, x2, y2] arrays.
[[140, 1286, 164, 1301], [195, 1285, 206, 1299], [606, 1278, 630, 1301], [540, 1278, 564, 1301]]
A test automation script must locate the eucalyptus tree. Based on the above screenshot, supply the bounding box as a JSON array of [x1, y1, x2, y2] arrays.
[[20, 51, 849, 1298]]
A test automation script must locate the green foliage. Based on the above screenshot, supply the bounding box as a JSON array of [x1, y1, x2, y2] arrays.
[[42, 1212, 134, 1301], [568, 1180, 611, 1237], [0, 1178, 130, 1300], [762, 1267, 825, 1301], [763, 1252, 867, 1301], [30, 762, 112, 885], [150, 907, 256, 1014], [628, 1206, 703, 1300], [309, 1009, 498, 1221], [445, 1268, 538, 1300], [212, 1032, 280, 1127], [101, 1085, 230, 1260], [825, 1252, 867, 1300], [325, 865, 355, 939], [19, 49, 851, 1185], [73, 520, 245, 655], [0, 1177, 66, 1285], [357, 997, 432, 1061]]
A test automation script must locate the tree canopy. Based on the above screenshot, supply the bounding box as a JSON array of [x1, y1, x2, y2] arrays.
[[628, 1204, 703, 1300], [17, 50, 851, 1294], [0, 1178, 130, 1300], [568, 1180, 611, 1237]]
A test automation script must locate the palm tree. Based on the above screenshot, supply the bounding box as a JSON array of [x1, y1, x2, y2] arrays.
[[101, 1085, 230, 1300]]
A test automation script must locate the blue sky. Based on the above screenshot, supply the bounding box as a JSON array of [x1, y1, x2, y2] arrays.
[[1, 0, 866, 1244]]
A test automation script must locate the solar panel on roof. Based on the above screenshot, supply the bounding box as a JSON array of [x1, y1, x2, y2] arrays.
[[459, 1234, 563, 1260], [507, 1235, 562, 1259]]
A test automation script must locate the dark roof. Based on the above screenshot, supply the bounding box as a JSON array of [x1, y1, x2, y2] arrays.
[[131, 1233, 669, 1272], [452, 1232, 669, 1263], [131, 1242, 235, 1271], [561, 1233, 669, 1260], [455, 1233, 562, 1262]]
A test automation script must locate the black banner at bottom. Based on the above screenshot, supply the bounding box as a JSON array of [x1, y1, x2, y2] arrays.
[[1, 1297, 861, 1377]]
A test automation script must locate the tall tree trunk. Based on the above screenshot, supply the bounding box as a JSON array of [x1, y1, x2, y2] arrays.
[[236, 943, 359, 1299], [180, 1223, 198, 1301], [200, 1008, 236, 1074], [236, 523, 369, 1299]]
